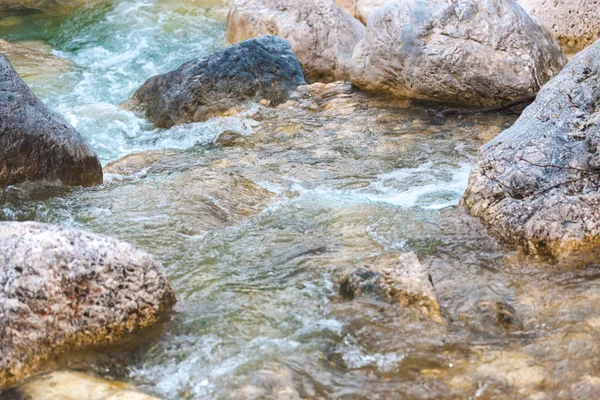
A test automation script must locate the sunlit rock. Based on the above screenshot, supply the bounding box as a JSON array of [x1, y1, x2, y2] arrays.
[[517, 0, 600, 51], [350, 0, 567, 106], [132, 35, 305, 128], [226, 0, 365, 82], [103, 150, 180, 176], [7, 371, 160, 400], [0, 39, 72, 84], [339, 253, 442, 322], [462, 39, 600, 256], [332, 0, 389, 24], [0, 53, 102, 189], [0, 222, 175, 388]]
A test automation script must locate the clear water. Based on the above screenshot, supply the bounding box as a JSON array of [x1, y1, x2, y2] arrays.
[[2, 1, 600, 399]]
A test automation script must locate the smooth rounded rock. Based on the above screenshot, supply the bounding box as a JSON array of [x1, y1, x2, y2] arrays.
[[0, 53, 102, 189], [226, 0, 365, 82], [350, 0, 567, 106], [132, 35, 306, 128], [0, 222, 175, 388], [462, 39, 600, 256]]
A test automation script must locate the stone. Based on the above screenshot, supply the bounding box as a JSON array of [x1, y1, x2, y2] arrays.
[[5, 371, 160, 400], [131, 35, 306, 128], [462, 39, 600, 256], [349, 0, 567, 106], [0, 53, 103, 189], [339, 253, 442, 321], [333, 0, 389, 24], [103, 150, 180, 176], [0, 39, 72, 84], [226, 0, 365, 82], [0, 0, 108, 14], [517, 0, 600, 51], [0, 221, 175, 388]]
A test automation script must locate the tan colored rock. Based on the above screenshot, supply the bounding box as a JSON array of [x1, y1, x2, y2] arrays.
[[339, 252, 442, 322], [0, 39, 72, 84], [350, 0, 566, 106], [11, 371, 160, 400], [103, 150, 180, 176], [0, 222, 175, 388], [517, 0, 600, 51], [333, 0, 389, 24], [226, 0, 365, 82]]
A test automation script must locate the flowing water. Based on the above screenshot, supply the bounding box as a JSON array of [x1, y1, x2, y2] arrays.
[[1, 1, 600, 399]]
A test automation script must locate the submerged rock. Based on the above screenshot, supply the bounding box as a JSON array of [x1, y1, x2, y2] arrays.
[[132, 35, 306, 128], [226, 0, 365, 82], [517, 0, 600, 51], [0, 222, 175, 388], [339, 253, 442, 322], [462, 39, 600, 255], [350, 0, 566, 106], [6, 371, 160, 400], [0, 0, 107, 14], [0, 39, 72, 84], [0, 53, 102, 189]]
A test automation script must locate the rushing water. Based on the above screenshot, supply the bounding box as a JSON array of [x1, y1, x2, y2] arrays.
[[2, 1, 600, 399]]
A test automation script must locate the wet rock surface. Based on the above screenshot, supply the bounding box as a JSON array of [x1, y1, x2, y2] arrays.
[[0, 222, 175, 388], [0, 39, 72, 84], [0, 0, 107, 14], [517, 0, 600, 51], [226, 0, 365, 82], [3, 371, 160, 400], [0, 54, 102, 189], [462, 38, 600, 255], [132, 35, 306, 128], [339, 253, 442, 322], [350, 0, 567, 106]]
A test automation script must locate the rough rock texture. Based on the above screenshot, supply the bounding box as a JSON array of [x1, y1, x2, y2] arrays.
[[226, 0, 365, 82], [132, 35, 306, 128], [0, 222, 176, 388], [7, 371, 160, 400], [333, 0, 389, 24], [462, 39, 600, 256], [0, 53, 102, 189], [339, 253, 442, 322], [350, 0, 567, 106], [517, 0, 600, 51]]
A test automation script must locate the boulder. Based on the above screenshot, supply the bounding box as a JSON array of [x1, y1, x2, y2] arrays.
[[339, 253, 442, 322], [226, 0, 365, 82], [462, 39, 600, 256], [0, 53, 102, 189], [517, 0, 600, 51], [333, 0, 389, 24], [131, 35, 306, 128], [0, 222, 175, 388], [350, 0, 567, 106], [6, 371, 160, 400]]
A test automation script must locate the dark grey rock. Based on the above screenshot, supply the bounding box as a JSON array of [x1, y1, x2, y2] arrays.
[[132, 35, 306, 128], [0, 53, 103, 189], [0, 222, 176, 388], [462, 38, 600, 256]]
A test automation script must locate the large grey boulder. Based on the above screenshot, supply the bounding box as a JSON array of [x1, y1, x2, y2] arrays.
[[350, 0, 567, 106], [226, 0, 365, 82], [462, 39, 600, 256], [517, 0, 600, 51], [131, 35, 306, 128], [0, 53, 102, 189], [0, 222, 176, 388]]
